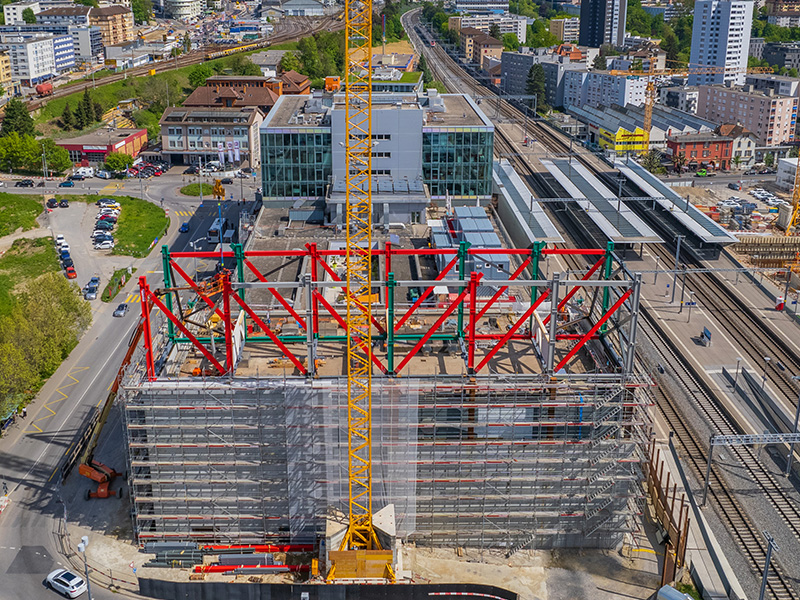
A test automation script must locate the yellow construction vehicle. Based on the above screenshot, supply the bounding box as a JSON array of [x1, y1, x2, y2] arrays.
[[213, 179, 225, 200]]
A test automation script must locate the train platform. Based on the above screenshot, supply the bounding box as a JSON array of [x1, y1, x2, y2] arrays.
[[542, 159, 663, 245]]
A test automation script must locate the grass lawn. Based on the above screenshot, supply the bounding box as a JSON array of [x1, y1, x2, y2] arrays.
[[102, 266, 137, 302], [0, 237, 60, 316], [180, 183, 214, 197], [104, 195, 169, 258], [0, 193, 44, 237]]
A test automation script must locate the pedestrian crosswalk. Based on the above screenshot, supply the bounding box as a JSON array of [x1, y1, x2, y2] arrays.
[[175, 210, 195, 217], [124, 293, 142, 303]]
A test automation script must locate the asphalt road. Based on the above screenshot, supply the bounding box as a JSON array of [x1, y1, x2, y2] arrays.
[[0, 170, 260, 600]]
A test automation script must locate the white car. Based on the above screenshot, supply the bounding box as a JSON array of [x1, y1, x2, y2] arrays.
[[46, 569, 87, 598], [97, 209, 120, 216], [55, 234, 65, 248], [93, 240, 115, 250], [95, 169, 111, 179]]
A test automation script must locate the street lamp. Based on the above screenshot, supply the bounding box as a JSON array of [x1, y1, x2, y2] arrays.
[[785, 375, 800, 476], [734, 357, 743, 389], [77, 535, 93, 600], [762, 357, 771, 391], [189, 238, 204, 275]]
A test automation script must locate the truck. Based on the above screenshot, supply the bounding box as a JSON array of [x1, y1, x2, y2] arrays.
[[35, 82, 53, 97]]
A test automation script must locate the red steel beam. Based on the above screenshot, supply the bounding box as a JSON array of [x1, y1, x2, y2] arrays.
[[475, 289, 552, 373], [242, 258, 307, 330], [143, 278, 226, 375], [305, 243, 320, 336], [468, 272, 478, 373], [139, 277, 156, 380], [554, 289, 632, 372], [222, 275, 234, 373], [395, 275, 480, 374], [542, 255, 605, 326], [395, 253, 461, 330], [169, 260, 225, 320], [230, 291, 307, 375], [472, 257, 532, 324]]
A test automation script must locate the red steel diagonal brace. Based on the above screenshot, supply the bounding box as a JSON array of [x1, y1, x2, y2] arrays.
[[542, 255, 606, 326], [143, 277, 226, 375], [553, 288, 633, 372], [475, 288, 552, 373], [471, 257, 532, 325], [243, 258, 307, 330], [230, 292, 307, 375], [139, 277, 155, 380], [395, 253, 461, 331], [222, 275, 234, 373], [395, 274, 481, 374], [313, 291, 387, 374], [169, 259, 225, 320]]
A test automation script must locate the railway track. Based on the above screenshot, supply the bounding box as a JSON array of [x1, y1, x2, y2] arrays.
[[27, 15, 343, 112], [406, 11, 800, 597]]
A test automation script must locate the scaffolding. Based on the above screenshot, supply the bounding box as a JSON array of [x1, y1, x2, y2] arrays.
[[120, 242, 653, 552]]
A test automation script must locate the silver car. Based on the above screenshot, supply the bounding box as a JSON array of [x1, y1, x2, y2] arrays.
[[46, 569, 87, 598]]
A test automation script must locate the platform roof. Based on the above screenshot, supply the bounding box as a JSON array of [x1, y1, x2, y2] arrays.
[[614, 160, 737, 245], [492, 160, 564, 244], [542, 159, 663, 244]]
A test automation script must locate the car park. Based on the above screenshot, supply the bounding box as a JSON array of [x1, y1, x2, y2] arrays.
[[113, 303, 128, 317], [59, 180, 75, 187], [46, 568, 87, 598], [59, 199, 69, 207], [65, 266, 77, 279], [15, 179, 34, 187], [46, 198, 58, 209], [179, 222, 190, 233]]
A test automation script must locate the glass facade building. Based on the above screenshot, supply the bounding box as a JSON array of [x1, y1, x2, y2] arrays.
[[261, 129, 332, 200], [422, 129, 494, 199]]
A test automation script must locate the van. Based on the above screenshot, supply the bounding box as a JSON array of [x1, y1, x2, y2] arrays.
[[656, 586, 692, 600], [75, 166, 94, 178]]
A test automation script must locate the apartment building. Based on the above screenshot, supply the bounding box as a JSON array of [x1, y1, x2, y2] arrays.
[[90, 5, 134, 46], [0, 52, 12, 98], [549, 18, 580, 42], [744, 73, 800, 97], [608, 49, 667, 72], [159, 106, 264, 168], [501, 49, 586, 109], [448, 14, 527, 41], [164, 0, 203, 20], [563, 70, 647, 109], [36, 5, 91, 26], [762, 42, 800, 70], [3, 1, 40, 25], [666, 131, 733, 170], [0, 34, 55, 85], [751, 36, 766, 59], [659, 86, 700, 114], [697, 84, 798, 145], [0, 24, 102, 62], [717, 123, 759, 169], [459, 27, 502, 64], [579, 0, 627, 47], [688, 0, 752, 86], [453, 0, 509, 13]]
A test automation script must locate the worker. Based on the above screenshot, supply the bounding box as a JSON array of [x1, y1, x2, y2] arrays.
[[21, 407, 26, 419]]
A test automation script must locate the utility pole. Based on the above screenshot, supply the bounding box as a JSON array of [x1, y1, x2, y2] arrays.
[[78, 536, 93, 600], [734, 357, 743, 389], [762, 357, 771, 391], [670, 235, 684, 304], [758, 531, 778, 600]]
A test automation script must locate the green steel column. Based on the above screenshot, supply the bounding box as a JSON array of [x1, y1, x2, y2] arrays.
[[601, 241, 615, 334], [456, 240, 469, 338], [529, 241, 545, 331], [161, 245, 175, 341], [387, 272, 396, 376], [232, 243, 245, 302]]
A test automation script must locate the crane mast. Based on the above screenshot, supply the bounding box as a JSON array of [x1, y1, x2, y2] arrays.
[[342, 0, 379, 551]]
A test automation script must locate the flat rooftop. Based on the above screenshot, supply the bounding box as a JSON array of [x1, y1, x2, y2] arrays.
[[264, 95, 329, 128], [55, 127, 145, 146]]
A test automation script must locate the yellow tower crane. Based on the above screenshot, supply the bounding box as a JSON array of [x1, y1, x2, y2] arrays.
[[788, 155, 800, 235], [608, 65, 775, 151]]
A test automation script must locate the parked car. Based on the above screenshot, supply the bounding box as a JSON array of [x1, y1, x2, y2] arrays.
[[85, 276, 100, 290], [46, 198, 58, 208], [61, 257, 73, 268], [60, 243, 71, 255], [221, 177, 233, 185], [184, 165, 199, 175], [15, 179, 34, 187], [98, 216, 117, 224], [93, 240, 114, 250], [94, 221, 114, 230], [37, 181, 45, 187], [235, 171, 248, 178], [95, 169, 111, 179], [84, 285, 98, 300], [65, 266, 77, 279], [55, 234, 65, 248], [59, 180, 75, 187], [745, 169, 758, 175], [97, 198, 118, 206], [59, 199, 69, 207], [179, 222, 190, 233], [46, 569, 87, 598], [241, 166, 252, 174], [68, 174, 85, 181], [91, 231, 113, 241], [113, 303, 129, 317]]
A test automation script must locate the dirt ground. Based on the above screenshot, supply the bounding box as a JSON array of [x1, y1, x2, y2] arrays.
[[374, 40, 416, 58]]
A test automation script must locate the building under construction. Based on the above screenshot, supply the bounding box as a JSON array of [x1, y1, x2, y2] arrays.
[[121, 208, 652, 553]]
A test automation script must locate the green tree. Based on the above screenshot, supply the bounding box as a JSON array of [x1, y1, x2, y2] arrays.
[[279, 51, 302, 73], [298, 36, 322, 78], [790, 147, 799, 158], [732, 154, 742, 169], [188, 63, 212, 88], [764, 152, 774, 167], [93, 101, 103, 122], [60, 102, 74, 131], [74, 99, 87, 129], [1, 98, 35, 137], [672, 151, 687, 174], [0, 132, 36, 171], [80, 89, 95, 126], [489, 23, 501, 39], [660, 30, 680, 65], [502, 32, 520, 51], [592, 54, 607, 70], [183, 32, 191, 53], [641, 148, 665, 174], [104, 151, 134, 172], [525, 63, 548, 113], [131, 0, 152, 22], [526, 20, 559, 47], [41, 138, 71, 173], [630, 58, 643, 71], [626, 0, 651, 37], [21, 7, 36, 23]]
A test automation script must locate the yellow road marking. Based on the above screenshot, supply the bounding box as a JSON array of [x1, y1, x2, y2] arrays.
[[631, 548, 661, 555], [25, 366, 89, 434], [47, 442, 74, 482], [100, 183, 124, 193]]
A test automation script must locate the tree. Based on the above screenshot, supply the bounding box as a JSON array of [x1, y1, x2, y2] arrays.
[[297, 36, 322, 79], [525, 64, 548, 113], [80, 89, 95, 127], [732, 155, 742, 169], [1, 98, 35, 137], [660, 30, 680, 64], [592, 54, 607, 70], [183, 32, 191, 53], [131, 0, 153, 22], [60, 102, 74, 130], [279, 51, 302, 73], [74, 100, 87, 130], [526, 20, 559, 47], [764, 152, 774, 167], [93, 101, 103, 122], [104, 151, 134, 172], [489, 23, 501, 40], [188, 63, 212, 88], [641, 148, 664, 174], [672, 151, 687, 174], [21, 7, 35, 23], [502, 32, 520, 51], [790, 147, 799, 158], [41, 138, 71, 173], [630, 58, 643, 72]]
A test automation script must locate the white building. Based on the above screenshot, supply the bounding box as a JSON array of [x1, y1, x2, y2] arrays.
[[453, 0, 509, 14], [776, 157, 797, 190], [281, 0, 324, 16], [0, 34, 55, 84], [768, 14, 800, 26], [164, 0, 202, 20], [563, 70, 647, 109], [448, 14, 527, 41], [3, 1, 40, 25], [659, 86, 700, 113], [688, 0, 753, 87]]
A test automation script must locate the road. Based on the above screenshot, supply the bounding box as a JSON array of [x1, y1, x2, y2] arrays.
[[0, 171, 259, 600]]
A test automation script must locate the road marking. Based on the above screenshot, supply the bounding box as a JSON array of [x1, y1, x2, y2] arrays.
[[125, 293, 142, 303], [47, 442, 73, 482], [25, 367, 89, 434], [100, 183, 124, 193], [175, 210, 195, 217]]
